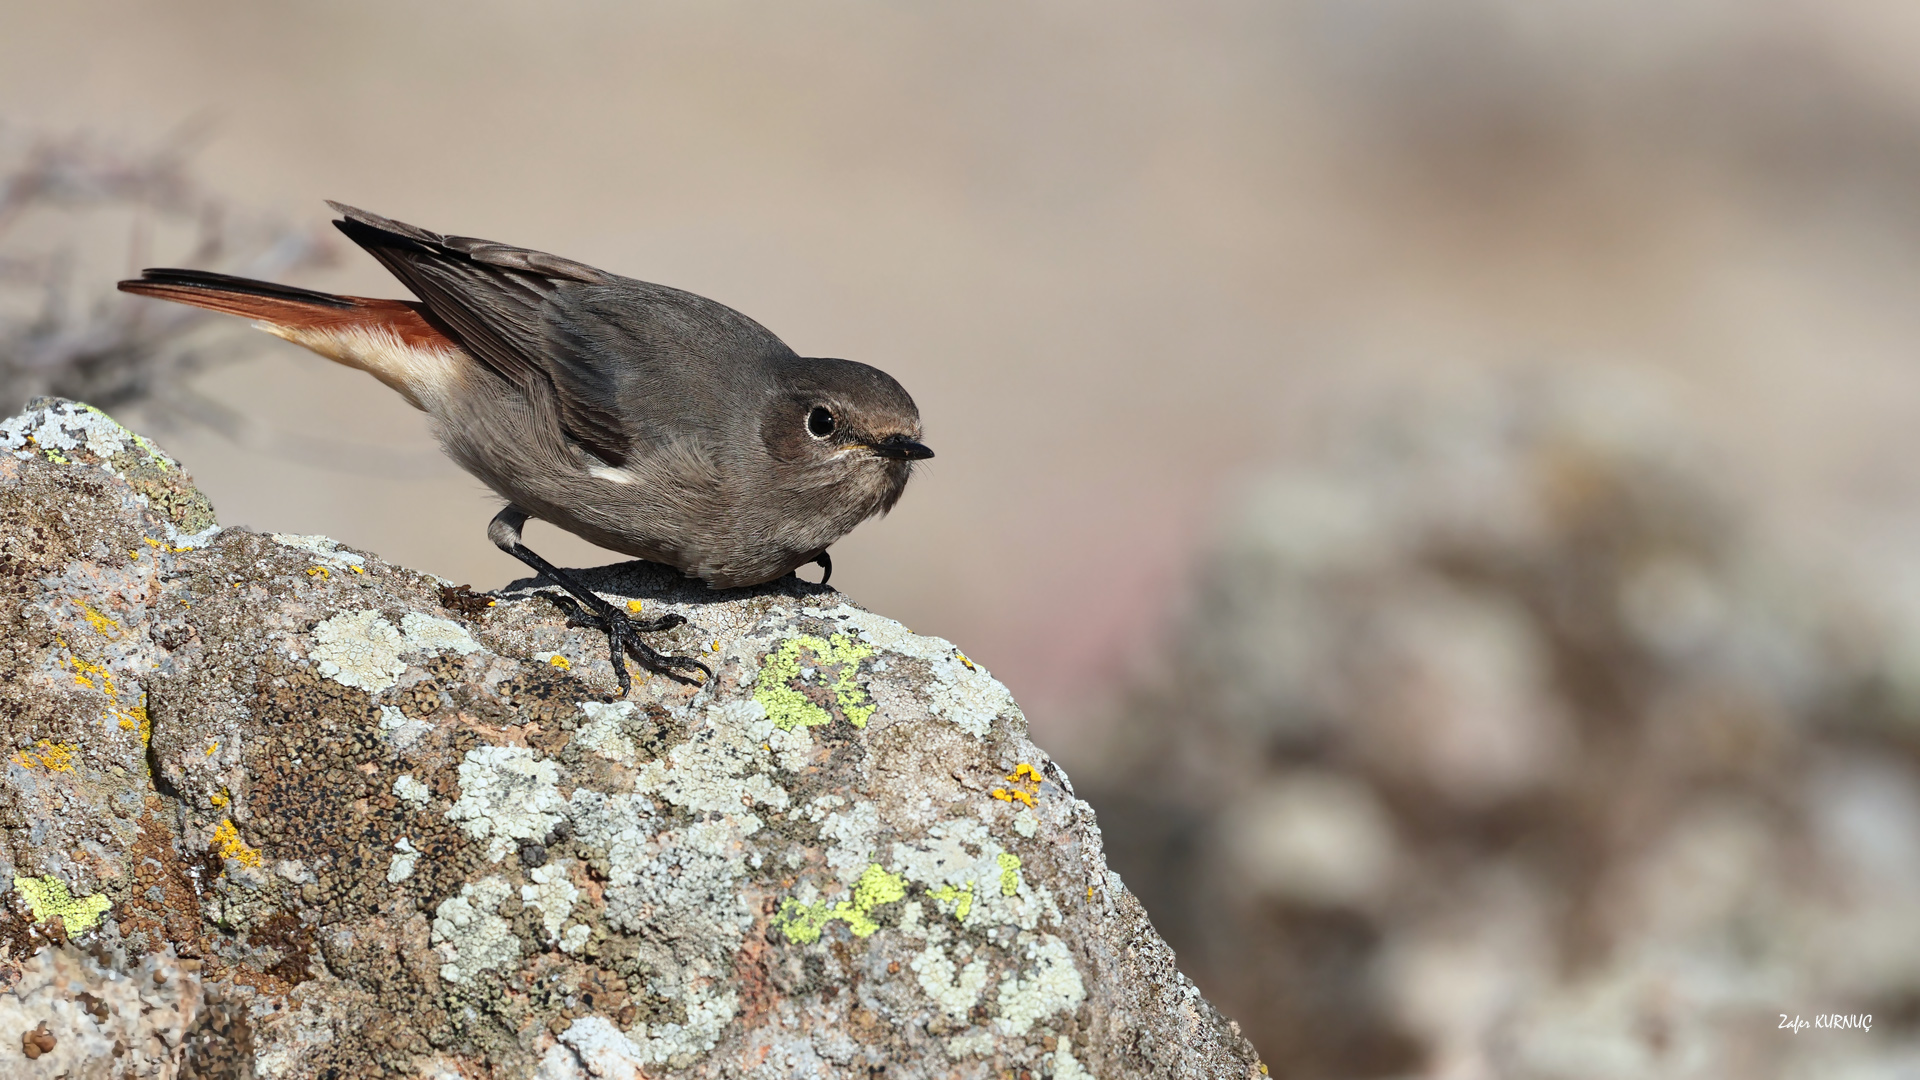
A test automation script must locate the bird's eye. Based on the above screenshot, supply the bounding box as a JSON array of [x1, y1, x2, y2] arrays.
[[807, 406, 836, 439]]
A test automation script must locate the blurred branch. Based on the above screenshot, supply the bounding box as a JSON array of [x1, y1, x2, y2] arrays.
[[0, 121, 333, 416]]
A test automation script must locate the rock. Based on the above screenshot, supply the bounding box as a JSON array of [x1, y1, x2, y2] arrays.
[[0, 398, 1263, 1079]]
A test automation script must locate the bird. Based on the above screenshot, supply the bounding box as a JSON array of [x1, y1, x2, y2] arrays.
[[119, 202, 932, 695]]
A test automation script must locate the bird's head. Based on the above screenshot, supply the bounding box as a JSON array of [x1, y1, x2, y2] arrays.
[[762, 357, 931, 513]]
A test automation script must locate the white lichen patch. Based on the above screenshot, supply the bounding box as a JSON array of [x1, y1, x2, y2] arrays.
[[1, 401, 138, 464], [945, 1032, 997, 1059], [567, 783, 750, 1063], [1049, 1036, 1095, 1080], [379, 705, 432, 750], [574, 701, 639, 764], [309, 610, 406, 691], [400, 612, 482, 655], [820, 801, 882, 880], [523, 861, 581, 950], [1015, 809, 1040, 838], [554, 987, 741, 1073], [393, 774, 430, 806], [567, 790, 656, 874], [387, 838, 419, 883], [547, 1016, 645, 1079], [993, 932, 1085, 1037], [446, 745, 568, 862], [271, 533, 367, 568], [431, 877, 521, 985], [805, 604, 1020, 738], [911, 928, 991, 1020], [766, 722, 813, 772], [631, 699, 788, 825]]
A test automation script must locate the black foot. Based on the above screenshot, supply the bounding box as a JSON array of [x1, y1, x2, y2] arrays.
[[489, 505, 713, 696], [812, 550, 832, 585], [596, 605, 711, 695]]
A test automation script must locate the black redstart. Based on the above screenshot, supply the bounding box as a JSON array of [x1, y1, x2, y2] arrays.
[[120, 203, 931, 694]]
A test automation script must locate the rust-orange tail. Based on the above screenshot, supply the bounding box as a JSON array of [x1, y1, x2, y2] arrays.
[[119, 268, 465, 410]]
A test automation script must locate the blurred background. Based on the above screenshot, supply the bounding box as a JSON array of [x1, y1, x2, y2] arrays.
[[6, 1, 1920, 1075]]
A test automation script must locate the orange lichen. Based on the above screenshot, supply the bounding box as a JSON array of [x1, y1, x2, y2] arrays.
[[12, 741, 77, 773], [114, 701, 151, 745], [210, 820, 261, 868], [991, 762, 1043, 807]]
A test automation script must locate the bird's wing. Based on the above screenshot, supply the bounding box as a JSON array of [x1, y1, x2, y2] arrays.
[[328, 202, 637, 464]]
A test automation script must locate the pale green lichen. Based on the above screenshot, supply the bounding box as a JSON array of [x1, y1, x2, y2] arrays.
[[894, 817, 1061, 932], [13, 875, 111, 935], [802, 604, 1021, 738], [399, 611, 482, 655], [271, 533, 366, 569], [753, 634, 876, 731], [994, 932, 1087, 1037], [431, 876, 521, 985], [445, 745, 569, 862], [774, 863, 907, 944], [309, 610, 407, 691]]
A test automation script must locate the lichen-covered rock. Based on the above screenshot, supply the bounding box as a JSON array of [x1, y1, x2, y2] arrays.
[[0, 399, 1262, 1079]]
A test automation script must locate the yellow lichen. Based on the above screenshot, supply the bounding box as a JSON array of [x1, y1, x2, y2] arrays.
[[929, 881, 975, 922], [548, 655, 572, 671], [210, 820, 261, 869], [306, 565, 331, 579], [205, 741, 219, 757], [754, 634, 877, 731], [773, 864, 908, 944], [75, 600, 121, 638], [957, 651, 976, 671], [129, 431, 171, 470], [68, 655, 116, 697], [626, 599, 645, 614], [13, 875, 110, 935], [12, 741, 77, 773], [350, 565, 365, 574], [998, 851, 1023, 897]]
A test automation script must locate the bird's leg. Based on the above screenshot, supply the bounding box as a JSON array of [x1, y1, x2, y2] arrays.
[[812, 550, 832, 586], [488, 506, 711, 695]]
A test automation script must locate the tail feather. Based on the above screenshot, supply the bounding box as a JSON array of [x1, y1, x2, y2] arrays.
[[118, 267, 464, 412]]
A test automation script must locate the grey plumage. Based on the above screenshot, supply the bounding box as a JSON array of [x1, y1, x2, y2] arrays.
[[120, 203, 932, 692]]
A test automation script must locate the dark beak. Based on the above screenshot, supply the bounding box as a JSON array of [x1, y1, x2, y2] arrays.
[[868, 435, 934, 461]]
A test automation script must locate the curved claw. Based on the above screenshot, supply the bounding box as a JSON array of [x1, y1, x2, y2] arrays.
[[592, 607, 708, 696]]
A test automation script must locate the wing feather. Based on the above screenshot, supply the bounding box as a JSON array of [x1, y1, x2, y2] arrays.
[[327, 202, 633, 465]]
